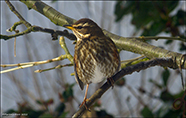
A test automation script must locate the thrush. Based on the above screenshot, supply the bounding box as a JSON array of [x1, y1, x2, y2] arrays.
[[63, 18, 120, 109]]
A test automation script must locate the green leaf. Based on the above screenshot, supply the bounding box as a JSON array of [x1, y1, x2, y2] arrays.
[[114, 1, 135, 22], [5, 109, 17, 113], [173, 90, 184, 98], [162, 109, 182, 118], [114, 1, 179, 35], [62, 84, 75, 102], [36, 100, 42, 105], [165, 40, 173, 45], [114, 1, 124, 22], [142, 20, 166, 36], [162, 69, 170, 86], [154, 103, 182, 117], [160, 89, 174, 102], [115, 77, 126, 87], [131, 2, 159, 29], [46, 98, 54, 105], [149, 79, 163, 89], [179, 42, 186, 51], [39, 113, 53, 118], [141, 106, 154, 118], [96, 110, 114, 118], [55, 102, 66, 118], [28, 110, 45, 118], [175, 10, 186, 26], [51, 0, 58, 3], [60, 111, 69, 118]]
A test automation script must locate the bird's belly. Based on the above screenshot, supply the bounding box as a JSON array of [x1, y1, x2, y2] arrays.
[[91, 64, 105, 83]]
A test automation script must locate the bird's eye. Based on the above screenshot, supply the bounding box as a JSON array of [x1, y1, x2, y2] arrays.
[[77, 26, 83, 29]]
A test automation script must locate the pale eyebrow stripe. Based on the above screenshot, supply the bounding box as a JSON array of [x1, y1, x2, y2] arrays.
[[83, 23, 89, 27], [73, 23, 83, 27]]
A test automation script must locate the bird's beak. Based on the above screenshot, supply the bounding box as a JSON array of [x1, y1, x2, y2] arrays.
[[63, 25, 74, 30]]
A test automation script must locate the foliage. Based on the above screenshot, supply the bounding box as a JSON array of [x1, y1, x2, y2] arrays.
[[114, 1, 185, 36], [114, 1, 186, 117], [114, 1, 186, 51], [3, 83, 114, 117], [139, 69, 185, 118]]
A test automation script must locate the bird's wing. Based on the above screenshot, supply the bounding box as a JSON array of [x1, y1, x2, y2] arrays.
[[74, 61, 84, 90]]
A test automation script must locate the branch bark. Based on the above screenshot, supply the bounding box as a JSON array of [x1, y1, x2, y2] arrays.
[[19, 0, 186, 69]]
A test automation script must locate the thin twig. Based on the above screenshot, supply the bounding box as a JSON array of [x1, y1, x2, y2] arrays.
[[1, 25, 76, 41], [121, 55, 145, 63], [6, 21, 23, 32], [59, 36, 74, 63], [1, 36, 74, 74], [126, 85, 146, 106], [0, 54, 69, 74], [14, 37, 16, 57], [5, 0, 31, 27], [121, 57, 149, 69], [35, 63, 73, 73], [2, 1, 76, 41], [1, 64, 33, 74], [136, 36, 185, 42]]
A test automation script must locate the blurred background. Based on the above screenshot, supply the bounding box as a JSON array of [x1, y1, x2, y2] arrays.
[[1, 1, 186, 117]]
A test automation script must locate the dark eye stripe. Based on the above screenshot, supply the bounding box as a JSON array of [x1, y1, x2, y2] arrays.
[[76, 26, 83, 29], [74, 26, 91, 29]]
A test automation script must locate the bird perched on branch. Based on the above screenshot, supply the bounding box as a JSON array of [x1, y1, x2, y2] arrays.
[[63, 18, 120, 109]]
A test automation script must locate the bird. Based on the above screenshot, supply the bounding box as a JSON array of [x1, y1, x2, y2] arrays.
[[63, 18, 120, 109]]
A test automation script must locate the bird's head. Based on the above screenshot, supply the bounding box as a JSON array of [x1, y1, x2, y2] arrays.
[[63, 18, 104, 41]]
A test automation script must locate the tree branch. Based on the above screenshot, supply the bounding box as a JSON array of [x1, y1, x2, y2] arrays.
[[72, 58, 173, 117], [136, 36, 185, 42], [20, 0, 76, 26], [0, 24, 76, 41], [34, 63, 73, 73], [0, 54, 69, 74], [0, 36, 73, 74], [103, 30, 186, 69], [5, 0, 31, 28], [1, 0, 76, 41], [18, 0, 186, 69]]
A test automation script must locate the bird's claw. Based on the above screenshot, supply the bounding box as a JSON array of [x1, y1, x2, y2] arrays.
[[107, 77, 115, 89], [79, 98, 90, 111]]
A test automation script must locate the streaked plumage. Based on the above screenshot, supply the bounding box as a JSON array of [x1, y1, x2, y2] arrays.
[[64, 18, 120, 108]]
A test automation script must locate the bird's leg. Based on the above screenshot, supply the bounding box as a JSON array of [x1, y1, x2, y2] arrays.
[[107, 77, 114, 89], [79, 84, 90, 110]]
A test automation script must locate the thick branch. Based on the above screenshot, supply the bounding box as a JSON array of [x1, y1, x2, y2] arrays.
[[20, 0, 76, 26], [103, 30, 186, 69], [72, 58, 173, 117], [19, 0, 185, 42], [19, 0, 186, 69]]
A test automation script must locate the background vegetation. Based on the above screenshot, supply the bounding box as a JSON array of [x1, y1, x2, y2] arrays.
[[1, 1, 185, 117]]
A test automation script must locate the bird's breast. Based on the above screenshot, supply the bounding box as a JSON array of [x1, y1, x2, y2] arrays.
[[74, 37, 120, 84]]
